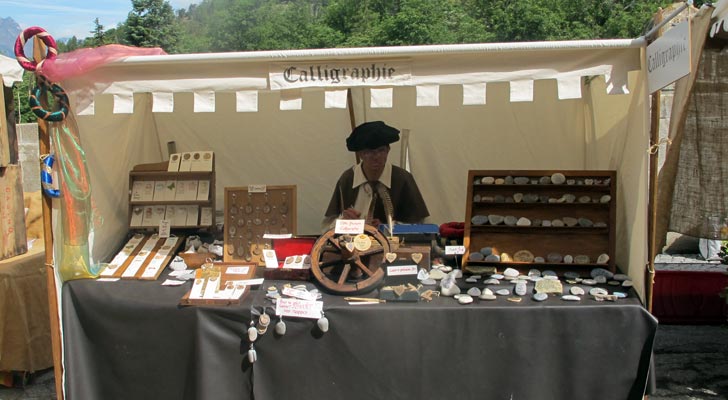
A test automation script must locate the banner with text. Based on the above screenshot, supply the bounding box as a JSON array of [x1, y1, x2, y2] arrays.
[[269, 60, 412, 90]]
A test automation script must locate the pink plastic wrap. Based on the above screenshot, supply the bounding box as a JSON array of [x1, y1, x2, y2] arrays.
[[38, 44, 167, 83]]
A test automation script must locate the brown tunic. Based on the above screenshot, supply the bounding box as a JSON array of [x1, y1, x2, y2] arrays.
[[324, 165, 429, 224]]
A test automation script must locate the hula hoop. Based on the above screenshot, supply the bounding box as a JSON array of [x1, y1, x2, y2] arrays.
[[14, 26, 58, 72], [30, 83, 69, 122], [40, 154, 61, 198]]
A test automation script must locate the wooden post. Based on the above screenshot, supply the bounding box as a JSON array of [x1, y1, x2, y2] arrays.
[[33, 36, 64, 400]]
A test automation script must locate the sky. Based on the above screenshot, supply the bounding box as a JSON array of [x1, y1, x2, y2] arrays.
[[1, 0, 199, 40]]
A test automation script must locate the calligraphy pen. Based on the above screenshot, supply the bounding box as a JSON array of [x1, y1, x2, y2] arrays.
[[344, 297, 386, 303]]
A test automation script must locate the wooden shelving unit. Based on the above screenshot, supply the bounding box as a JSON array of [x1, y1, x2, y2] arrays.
[[128, 161, 216, 230], [463, 170, 616, 276]]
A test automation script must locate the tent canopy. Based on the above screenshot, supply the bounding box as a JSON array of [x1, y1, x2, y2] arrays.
[[58, 39, 650, 299]]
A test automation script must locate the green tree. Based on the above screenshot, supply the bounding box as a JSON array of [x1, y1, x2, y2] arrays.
[[126, 0, 181, 52], [91, 18, 108, 47]]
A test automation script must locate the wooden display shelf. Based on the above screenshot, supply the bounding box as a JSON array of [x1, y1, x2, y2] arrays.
[[127, 160, 215, 231], [463, 169, 616, 275]]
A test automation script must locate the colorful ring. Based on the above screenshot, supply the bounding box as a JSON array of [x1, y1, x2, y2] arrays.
[[29, 83, 69, 122], [14, 27, 58, 72], [40, 154, 61, 198]]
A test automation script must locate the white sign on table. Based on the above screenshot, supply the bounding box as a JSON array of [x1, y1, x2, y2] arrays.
[[275, 298, 323, 319]]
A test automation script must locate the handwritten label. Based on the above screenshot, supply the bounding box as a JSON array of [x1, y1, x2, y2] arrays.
[[158, 219, 171, 238], [445, 245, 466, 255], [248, 184, 267, 193], [387, 264, 418, 276], [335, 219, 365, 234], [263, 233, 293, 239], [226, 266, 251, 275], [275, 298, 323, 319], [282, 287, 319, 301]]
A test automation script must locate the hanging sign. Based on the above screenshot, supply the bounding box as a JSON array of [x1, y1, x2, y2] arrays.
[[270, 60, 412, 90], [647, 20, 691, 94]]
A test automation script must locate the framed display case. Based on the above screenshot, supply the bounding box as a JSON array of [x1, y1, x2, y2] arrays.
[[463, 170, 616, 276], [223, 185, 297, 266]]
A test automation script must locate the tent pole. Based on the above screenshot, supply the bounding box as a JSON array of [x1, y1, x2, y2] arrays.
[[33, 36, 64, 400]]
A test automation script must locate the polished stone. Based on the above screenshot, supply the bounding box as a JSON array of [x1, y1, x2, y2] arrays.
[[514, 250, 535, 263], [551, 173, 566, 184], [532, 292, 548, 302], [570, 286, 585, 296], [561, 295, 581, 301]]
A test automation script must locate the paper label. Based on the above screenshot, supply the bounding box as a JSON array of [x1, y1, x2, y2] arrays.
[[158, 220, 171, 238], [282, 287, 318, 301], [178, 152, 193, 171], [226, 266, 251, 275], [248, 184, 267, 193], [445, 245, 466, 255], [275, 298, 323, 319], [387, 264, 418, 276], [335, 219, 365, 234]]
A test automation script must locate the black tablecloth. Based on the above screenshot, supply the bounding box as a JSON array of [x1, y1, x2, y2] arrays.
[[63, 278, 657, 400]]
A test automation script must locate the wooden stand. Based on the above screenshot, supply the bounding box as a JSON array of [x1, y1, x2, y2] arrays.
[[463, 170, 617, 276], [128, 160, 216, 230]]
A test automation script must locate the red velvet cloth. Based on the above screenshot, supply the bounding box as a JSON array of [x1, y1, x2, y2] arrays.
[[652, 270, 728, 324]]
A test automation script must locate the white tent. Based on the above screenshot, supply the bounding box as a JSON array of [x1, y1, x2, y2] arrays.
[[54, 39, 650, 299]]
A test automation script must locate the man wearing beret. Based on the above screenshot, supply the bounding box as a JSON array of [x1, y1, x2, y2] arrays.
[[323, 121, 429, 230]]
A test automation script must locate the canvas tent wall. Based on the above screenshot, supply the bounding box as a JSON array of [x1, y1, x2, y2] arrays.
[[55, 40, 650, 299]]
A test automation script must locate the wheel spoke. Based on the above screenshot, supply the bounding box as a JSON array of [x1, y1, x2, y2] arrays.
[[353, 257, 375, 277], [337, 264, 351, 285], [326, 237, 342, 251]]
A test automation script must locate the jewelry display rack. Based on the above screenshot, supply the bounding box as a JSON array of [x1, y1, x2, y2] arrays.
[[223, 185, 297, 266], [179, 261, 258, 306], [98, 233, 185, 280], [463, 170, 616, 276]]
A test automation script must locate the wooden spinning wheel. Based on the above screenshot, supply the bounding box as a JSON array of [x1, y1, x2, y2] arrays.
[[310, 225, 390, 295]]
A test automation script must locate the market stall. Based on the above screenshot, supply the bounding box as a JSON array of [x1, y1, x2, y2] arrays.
[[21, 26, 661, 399]]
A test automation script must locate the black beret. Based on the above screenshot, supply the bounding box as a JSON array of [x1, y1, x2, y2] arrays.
[[346, 121, 400, 151]]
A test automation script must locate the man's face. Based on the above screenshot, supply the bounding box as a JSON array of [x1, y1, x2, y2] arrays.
[[358, 145, 390, 170]]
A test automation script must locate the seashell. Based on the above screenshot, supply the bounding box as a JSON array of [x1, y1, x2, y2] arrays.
[[317, 316, 330, 333]]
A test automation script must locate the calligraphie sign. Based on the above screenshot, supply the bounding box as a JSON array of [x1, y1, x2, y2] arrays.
[[275, 298, 323, 319], [269, 60, 412, 90], [647, 20, 691, 94]]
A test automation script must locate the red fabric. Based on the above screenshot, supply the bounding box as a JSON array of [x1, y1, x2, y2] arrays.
[[272, 237, 316, 268], [38, 44, 166, 83], [652, 270, 728, 324], [439, 222, 464, 239]]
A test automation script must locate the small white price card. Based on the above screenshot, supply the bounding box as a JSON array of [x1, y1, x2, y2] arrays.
[[226, 266, 251, 275], [282, 287, 318, 301], [275, 298, 323, 319], [445, 245, 466, 255], [386, 264, 418, 276], [335, 219, 365, 234], [158, 220, 171, 238]]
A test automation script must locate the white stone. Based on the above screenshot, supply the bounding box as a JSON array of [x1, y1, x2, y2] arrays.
[[589, 287, 608, 296], [495, 289, 510, 296], [533, 292, 548, 302], [570, 286, 585, 296], [503, 267, 520, 279], [561, 295, 581, 301], [551, 173, 566, 184], [516, 217, 532, 226]]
